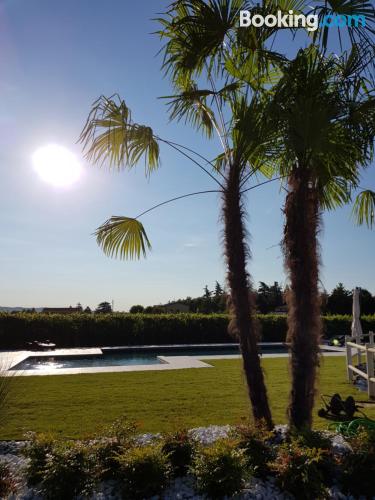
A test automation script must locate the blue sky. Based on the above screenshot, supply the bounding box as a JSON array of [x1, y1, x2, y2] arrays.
[[0, 0, 374, 311]]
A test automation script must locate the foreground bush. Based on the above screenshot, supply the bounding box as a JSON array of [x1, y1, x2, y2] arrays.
[[162, 429, 196, 477], [23, 432, 56, 486], [232, 423, 275, 477], [2, 311, 372, 348], [20, 422, 375, 499], [39, 442, 94, 500], [340, 427, 375, 498], [116, 444, 170, 499], [92, 416, 138, 480], [192, 439, 246, 499], [269, 439, 332, 500]]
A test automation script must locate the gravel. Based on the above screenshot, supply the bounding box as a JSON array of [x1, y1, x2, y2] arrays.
[[0, 425, 361, 499]]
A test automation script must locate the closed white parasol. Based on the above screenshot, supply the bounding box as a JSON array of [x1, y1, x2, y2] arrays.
[[351, 287, 363, 342]]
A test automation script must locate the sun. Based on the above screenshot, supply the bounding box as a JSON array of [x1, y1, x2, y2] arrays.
[[32, 144, 82, 187]]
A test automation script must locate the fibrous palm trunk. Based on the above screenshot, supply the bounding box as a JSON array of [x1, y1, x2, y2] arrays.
[[223, 163, 273, 429], [283, 166, 322, 430]]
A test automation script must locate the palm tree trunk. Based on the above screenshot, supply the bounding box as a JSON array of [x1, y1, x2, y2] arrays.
[[223, 164, 273, 429], [283, 167, 322, 430]]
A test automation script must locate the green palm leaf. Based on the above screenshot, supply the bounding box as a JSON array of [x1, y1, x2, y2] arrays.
[[95, 216, 152, 260], [319, 177, 353, 210], [352, 190, 375, 228], [310, 0, 375, 49], [156, 0, 244, 81], [79, 95, 160, 174], [162, 81, 217, 137]]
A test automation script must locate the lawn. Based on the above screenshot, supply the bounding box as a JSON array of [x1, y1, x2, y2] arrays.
[[1, 356, 374, 439]]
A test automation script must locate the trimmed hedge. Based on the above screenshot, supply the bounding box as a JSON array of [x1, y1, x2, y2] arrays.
[[0, 312, 374, 350]]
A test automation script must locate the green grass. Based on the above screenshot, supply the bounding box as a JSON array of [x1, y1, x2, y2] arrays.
[[1, 356, 374, 439]]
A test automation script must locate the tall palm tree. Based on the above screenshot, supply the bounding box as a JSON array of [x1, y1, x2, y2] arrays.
[[79, 0, 297, 428], [80, 0, 375, 430], [80, 88, 280, 428], [267, 46, 375, 429], [156, 0, 375, 431]]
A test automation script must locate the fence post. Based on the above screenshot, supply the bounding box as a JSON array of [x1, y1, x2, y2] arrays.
[[346, 337, 352, 382], [366, 345, 375, 399], [369, 331, 374, 346], [356, 338, 362, 367]]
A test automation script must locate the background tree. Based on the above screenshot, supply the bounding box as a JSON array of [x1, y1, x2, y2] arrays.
[[256, 281, 284, 313], [326, 283, 352, 314], [213, 281, 227, 312], [359, 288, 375, 315], [130, 305, 145, 313], [325, 285, 375, 315], [201, 285, 213, 313], [95, 302, 112, 314]]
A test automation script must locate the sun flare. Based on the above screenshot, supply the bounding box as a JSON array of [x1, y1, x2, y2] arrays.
[[32, 144, 82, 187]]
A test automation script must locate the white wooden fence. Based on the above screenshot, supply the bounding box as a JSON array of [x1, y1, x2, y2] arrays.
[[346, 331, 375, 399]]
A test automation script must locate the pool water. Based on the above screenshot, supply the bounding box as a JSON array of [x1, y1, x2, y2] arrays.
[[13, 353, 163, 371]]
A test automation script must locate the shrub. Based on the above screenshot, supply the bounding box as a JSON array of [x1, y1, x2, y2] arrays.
[[0, 461, 17, 497], [90, 438, 123, 480], [269, 440, 329, 499], [290, 429, 332, 450], [103, 415, 138, 446], [340, 427, 375, 498], [23, 432, 56, 486], [232, 423, 274, 477], [192, 439, 246, 499], [116, 444, 170, 499], [162, 429, 196, 476], [0, 312, 232, 348], [2, 311, 372, 348], [39, 441, 95, 500], [288, 430, 335, 486], [90, 416, 138, 480]]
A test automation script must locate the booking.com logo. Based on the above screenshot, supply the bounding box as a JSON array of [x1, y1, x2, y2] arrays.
[[239, 10, 366, 32]]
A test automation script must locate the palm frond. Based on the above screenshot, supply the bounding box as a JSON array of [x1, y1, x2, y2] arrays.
[[231, 94, 281, 177], [310, 0, 375, 50], [319, 177, 353, 210], [79, 95, 160, 175], [352, 189, 375, 228], [265, 46, 374, 213], [339, 43, 374, 81], [213, 151, 229, 171], [156, 0, 244, 81], [162, 81, 218, 138], [95, 216, 152, 260]]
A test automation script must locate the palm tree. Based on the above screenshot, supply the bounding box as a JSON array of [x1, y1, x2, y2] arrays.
[[80, 88, 280, 427], [79, 0, 298, 428], [156, 0, 375, 431], [267, 46, 375, 429], [80, 0, 375, 430]]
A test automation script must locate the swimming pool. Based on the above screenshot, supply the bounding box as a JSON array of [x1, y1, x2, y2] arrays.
[[10, 343, 338, 371], [12, 353, 163, 370], [11, 345, 243, 371]]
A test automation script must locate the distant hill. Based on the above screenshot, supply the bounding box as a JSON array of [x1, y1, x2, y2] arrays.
[[0, 307, 43, 312]]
